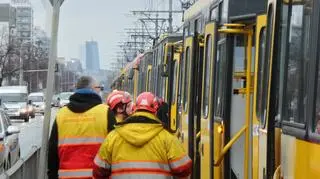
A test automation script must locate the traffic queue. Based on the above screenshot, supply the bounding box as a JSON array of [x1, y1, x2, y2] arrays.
[[47, 76, 192, 179]]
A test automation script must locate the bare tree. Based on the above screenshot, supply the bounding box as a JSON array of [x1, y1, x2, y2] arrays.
[[0, 25, 20, 86], [23, 40, 49, 92], [0, 25, 49, 89]]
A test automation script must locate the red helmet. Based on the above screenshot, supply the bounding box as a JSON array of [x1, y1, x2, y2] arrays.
[[135, 92, 160, 113], [106, 90, 132, 110]]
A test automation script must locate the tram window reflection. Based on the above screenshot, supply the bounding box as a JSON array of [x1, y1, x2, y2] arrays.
[[281, 1, 312, 124], [213, 40, 226, 121], [316, 113, 320, 134], [202, 35, 212, 118], [315, 63, 320, 133], [171, 60, 177, 104]]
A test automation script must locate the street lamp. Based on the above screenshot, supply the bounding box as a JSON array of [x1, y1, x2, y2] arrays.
[[19, 40, 32, 85], [38, 0, 65, 178]]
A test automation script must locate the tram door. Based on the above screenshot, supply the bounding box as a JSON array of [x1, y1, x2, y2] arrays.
[[252, 14, 267, 179], [169, 47, 181, 133], [181, 36, 193, 157], [145, 65, 152, 92], [213, 22, 255, 179], [182, 34, 203, 179], [133, 65, 139, 102], [200, 22, 217, 179], [254, 1, 278, 178]]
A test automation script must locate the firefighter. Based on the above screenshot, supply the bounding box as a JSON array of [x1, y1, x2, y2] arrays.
[[47, 76, 117, 179], [93, 92, 192, 179], [106, 90, 133, 123]]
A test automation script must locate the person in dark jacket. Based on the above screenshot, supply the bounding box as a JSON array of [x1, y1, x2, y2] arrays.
[[47, 76, 116, 179], [156, 99, 170, 131]]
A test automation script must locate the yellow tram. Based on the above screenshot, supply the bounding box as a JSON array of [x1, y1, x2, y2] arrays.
[[111, 0, 320, 178]]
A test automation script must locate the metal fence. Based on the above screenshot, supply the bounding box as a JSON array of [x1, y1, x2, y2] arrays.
[[0, 146, 40, 179]]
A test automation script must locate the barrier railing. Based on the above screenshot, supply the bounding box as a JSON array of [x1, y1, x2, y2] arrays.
[[0, 146, 41, 179]]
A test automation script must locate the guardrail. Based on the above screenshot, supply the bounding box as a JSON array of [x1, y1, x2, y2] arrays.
[[0, 146, 41, 179]]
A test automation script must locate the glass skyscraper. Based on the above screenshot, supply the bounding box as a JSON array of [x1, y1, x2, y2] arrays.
[[85, 40, 100, 72]]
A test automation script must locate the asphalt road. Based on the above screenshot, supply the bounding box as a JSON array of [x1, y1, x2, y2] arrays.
[[11, 107, 58, 158]]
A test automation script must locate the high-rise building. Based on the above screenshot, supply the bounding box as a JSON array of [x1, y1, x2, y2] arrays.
[[11, 0, 33, 43], [33, 26, 49, 51], [0, 3, 16, 43], [0, 3, 11, 22], [85, 40, 100, 72]]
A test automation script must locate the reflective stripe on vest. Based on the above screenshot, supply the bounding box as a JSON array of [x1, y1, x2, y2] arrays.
[[58, 169, 92, 178], [59, 137, 105, 146], [112, 174, 173, 179], [94, 155, 110, 169], [169, 155, 191, 169], [111, 161, 171, 176]]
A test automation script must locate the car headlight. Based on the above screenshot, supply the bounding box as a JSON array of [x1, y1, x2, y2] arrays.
[[27, 106, 33, 112], [41, 104, 45, 109], [20, 108, 27, 113]]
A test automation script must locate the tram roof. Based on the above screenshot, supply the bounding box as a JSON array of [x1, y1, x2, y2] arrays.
[[184, 0, 213, 22]]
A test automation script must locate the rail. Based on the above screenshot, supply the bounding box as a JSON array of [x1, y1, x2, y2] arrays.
[[0, 146, 41, 179]]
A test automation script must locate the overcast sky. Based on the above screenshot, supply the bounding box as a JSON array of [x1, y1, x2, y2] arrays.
[[29, 0, 182, 70]]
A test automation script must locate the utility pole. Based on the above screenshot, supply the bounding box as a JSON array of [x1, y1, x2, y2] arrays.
[[131, 10, 182, 38], [38, 0, 65, 178], [169, 0, 173, 33], [114, 3, 183, 66], [155, 13, 159, 38]]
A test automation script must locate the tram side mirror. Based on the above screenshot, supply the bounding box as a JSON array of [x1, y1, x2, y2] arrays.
[[128, 69, 134, 80], [160, 64, 168, 77]]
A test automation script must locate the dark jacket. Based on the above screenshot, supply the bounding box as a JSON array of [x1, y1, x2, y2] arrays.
[[156, 102, 170, 131], [47, 89, 116, 179]]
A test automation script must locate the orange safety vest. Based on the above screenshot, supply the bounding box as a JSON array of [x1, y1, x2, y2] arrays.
[[56, 104, 109, 179]]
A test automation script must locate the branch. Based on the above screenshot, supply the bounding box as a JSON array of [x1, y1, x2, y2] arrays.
[[2, 67, 20, 77]]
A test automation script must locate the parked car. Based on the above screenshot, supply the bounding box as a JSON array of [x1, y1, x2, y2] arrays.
[[0, 110, 20, 171], [28, 92, 45, 115], [58, 92, 73, 108], [0, 86, 35, 122]]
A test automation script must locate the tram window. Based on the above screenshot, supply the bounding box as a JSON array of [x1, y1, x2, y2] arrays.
[[183, 47, 190, 111], [128, 80, 132, 94], [146, 70, 152, 91], [233, 35, 245, 88], [162, 76, 166, 98], [194, 19, 199, 34], [256, 6, 273, 127], [184, 26, 189, 38], [315, 55, 320, 134], [172, 60, 178, 104], [214, 42, 227, 121], [139, 72, 142, 93], [283, 1, 311, 124], [202, 35, 212, 118], [210, 6, 219, 21]]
